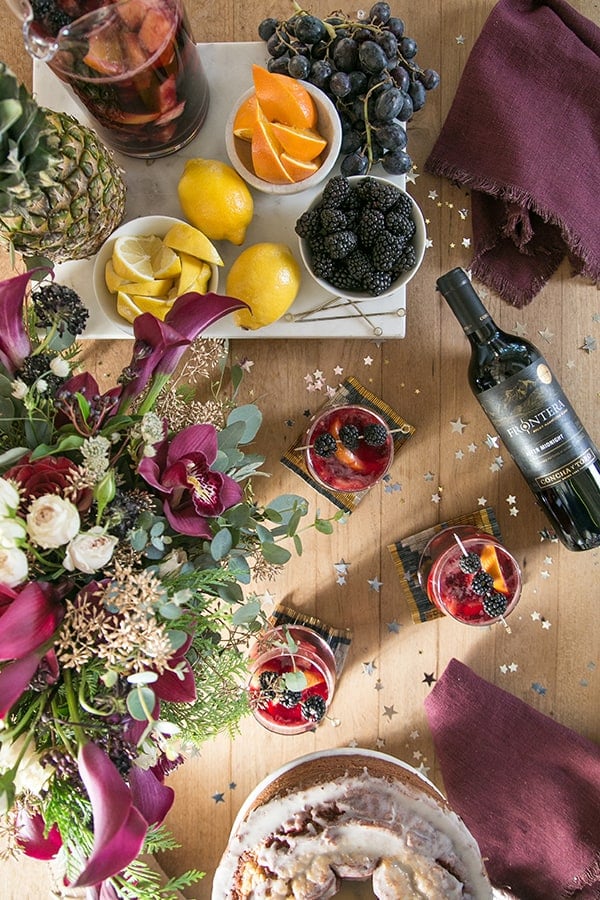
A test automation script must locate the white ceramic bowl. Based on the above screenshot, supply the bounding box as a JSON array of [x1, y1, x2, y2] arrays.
[[297, 175, 427, 300], [225, 80, 342, 196], [92, 215, 219, 337]]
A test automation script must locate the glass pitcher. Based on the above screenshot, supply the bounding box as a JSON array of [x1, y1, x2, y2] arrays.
[[6, 0, 209, 158]]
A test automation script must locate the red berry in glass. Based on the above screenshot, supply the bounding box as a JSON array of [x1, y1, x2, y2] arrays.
[[306, 404, 393, 492]]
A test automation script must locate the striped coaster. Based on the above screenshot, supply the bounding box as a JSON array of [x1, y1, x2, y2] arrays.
[[281, 376, 415, 514], [269, 604, 353, 676], [387, 507, 502, 624]]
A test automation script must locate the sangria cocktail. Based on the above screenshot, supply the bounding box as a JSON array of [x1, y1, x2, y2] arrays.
[[25, 0, 208, 157], [417, 526, 522, 626], [305, 404, 394, 492], [248, 625, 337, 735]]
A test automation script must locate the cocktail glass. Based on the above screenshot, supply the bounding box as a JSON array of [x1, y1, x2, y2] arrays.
[[247, 625, 337, 735], [305, 404, 394, 492], [14, 0, 209, 157], [417, 525, 522, 626]]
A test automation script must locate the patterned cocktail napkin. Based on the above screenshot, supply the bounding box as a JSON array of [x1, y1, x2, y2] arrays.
[[281, 376, 415, 514], [269, 603, 352, 676], [387, 507, 501, 623]]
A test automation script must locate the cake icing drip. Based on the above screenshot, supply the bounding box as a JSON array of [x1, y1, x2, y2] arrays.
[[213, 769, 493, 899]]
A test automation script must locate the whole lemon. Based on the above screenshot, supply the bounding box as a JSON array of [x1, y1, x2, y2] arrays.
[[226, 243, 301, 330], [177, 158, 254, 245]]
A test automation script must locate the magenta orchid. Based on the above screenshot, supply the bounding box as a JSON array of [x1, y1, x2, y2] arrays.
[[138, 423, 243, 537], [15, 810, 62, 860], [0, 270, 36, 374]]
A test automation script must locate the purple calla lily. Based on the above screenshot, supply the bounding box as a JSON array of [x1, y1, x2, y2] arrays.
[[0, 582, 64, 662], [128, 766, 174, 826], [0, 270, 36, 374], [72, 742, 149, 888], [138, 423, 243, 537], [120, 291, 248, 410], [0, 650, 44, 718], [15, 810, 62, 860], [153, 633, 196, 703]]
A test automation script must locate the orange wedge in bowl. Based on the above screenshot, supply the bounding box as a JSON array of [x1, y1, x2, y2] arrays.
[[252, 64, 317, 129], [480, 544, 508, 593], [251, 120, 294, 184], [270, 122, 327, 161], [280, 153, 320, 182], [233, 93, 262, 141]]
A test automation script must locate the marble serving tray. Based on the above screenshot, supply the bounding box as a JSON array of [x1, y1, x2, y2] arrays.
[[33, 42, 408, 339]]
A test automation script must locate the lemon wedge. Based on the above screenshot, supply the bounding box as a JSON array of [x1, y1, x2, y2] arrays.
[[116, 291, 144, 324], [112, 235, 163, 282], [152, 244, 182, 279], [118, 278, 174, 298], [105, 260, 127, 294], [163, 222, 224, 267]]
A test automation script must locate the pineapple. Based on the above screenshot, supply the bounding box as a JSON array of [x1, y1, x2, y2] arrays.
[[0, 62, 126, 263]]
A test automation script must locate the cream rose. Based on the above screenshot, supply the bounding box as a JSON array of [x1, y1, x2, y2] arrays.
[[0, 547, 28, 586], [63, 527, 118, 574], [0, 517, 27, 549], [26, 494, 80, 549], [0, 478, 20, 517]]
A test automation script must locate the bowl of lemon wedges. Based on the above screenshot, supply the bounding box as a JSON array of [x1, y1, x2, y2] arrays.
[[93, 215, 222, 335]]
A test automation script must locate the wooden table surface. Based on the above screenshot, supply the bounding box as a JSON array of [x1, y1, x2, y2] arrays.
[[1, 1, 598, 897]]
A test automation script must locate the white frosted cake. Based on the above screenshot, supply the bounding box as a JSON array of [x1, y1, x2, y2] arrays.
[[212, 749, 492, 899]]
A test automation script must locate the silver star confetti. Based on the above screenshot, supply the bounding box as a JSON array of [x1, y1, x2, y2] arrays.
[[368, 576, 383, 592], [387, 620, 402, 633], [383, 705, 398, 720], [451, 417, 467, 433], [362, 660, 377, 676], [538, 327, 554, 343], [484, 434, 500, 449], [581, 335, 597, 353]]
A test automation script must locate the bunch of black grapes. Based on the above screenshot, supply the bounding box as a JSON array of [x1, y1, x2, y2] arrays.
[[258, 2, 440, 176]]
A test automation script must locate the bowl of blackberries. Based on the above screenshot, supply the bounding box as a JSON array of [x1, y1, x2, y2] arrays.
[[295, 174, 426, 299]]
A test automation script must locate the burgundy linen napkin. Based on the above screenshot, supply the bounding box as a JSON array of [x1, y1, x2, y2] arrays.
[[425, 0, 600, 306], [424, 658, 600, 898]]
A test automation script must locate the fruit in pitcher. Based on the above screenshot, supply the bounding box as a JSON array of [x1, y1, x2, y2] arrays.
[[177, 158, 254, 245], [0, 63, 126, 263]]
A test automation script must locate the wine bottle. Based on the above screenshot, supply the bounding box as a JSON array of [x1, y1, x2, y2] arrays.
[[436, 267, 600, 551]]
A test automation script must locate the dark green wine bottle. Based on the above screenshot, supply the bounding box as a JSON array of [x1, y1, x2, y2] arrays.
[[437, 267, 600, 551]]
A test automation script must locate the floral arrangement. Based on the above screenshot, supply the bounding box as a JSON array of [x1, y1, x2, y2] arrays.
[[0, 270, 339, 897]]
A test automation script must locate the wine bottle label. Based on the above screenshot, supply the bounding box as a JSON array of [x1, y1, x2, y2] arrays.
[[478, 360, 598, 489]]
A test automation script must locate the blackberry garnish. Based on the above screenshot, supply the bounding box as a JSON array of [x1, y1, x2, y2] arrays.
[[347, 250, 374, 286], [321, 174, 352, 208], [372, 231, 405, 271], [339, 423, 360, 449], [280, 689, 302, 708], [313, 432, 338, 457], [300, 694, 327, 723], [482, 591, 509, 618], [32, 282, 89, 337], [259, 670, 279, 691], [362, 270, 393, 295], [363, 423, 388, 446], [459, 552, 482, 575], [369, 180, 401, 211], [295, 208, 322, 240], [310, 251, 336, 282], [319, 208, 348, 234], [471, 570, 495, 596], [385, 207, 415, 239], [357, 208, 386, 247]]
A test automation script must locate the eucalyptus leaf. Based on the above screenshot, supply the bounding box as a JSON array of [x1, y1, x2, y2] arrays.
[[126, 685, 156, 721], [0, 447, 27, 470], [129, 529, 147, 552], [293, 533, 303, 556], [217, 581, 244, 604], [127, 671, 159, 685], [159, 602, 182, 620], [315, 519, 334, 534], [0, 373, 14, 397], [226, 404, 262, 443], [283, 670, 307, 692], [217, 421, 246, 450], [261, 541, 292, 565], [210, 528, 233, 561], [224, 503, 252, 528], [167, 629, 188, 651], [231, 598, 261, 626]]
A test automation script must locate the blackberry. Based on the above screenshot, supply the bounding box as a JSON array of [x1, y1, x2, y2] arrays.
[[362, 270, 393, 295], [259, 670, 279, 691], [471, 570, 495, 596], [346, 250, 373, 284], [369, 180, 402, 211], [385, 208, 415, 239], [354, 176, 378, 204], [32, 282, 89, 337], [310, 251, 336, 282], [323, 230, 358, 260], [363, 423, 388, 446], [372, 232, 405, 271], [280, 689, 302, 708], [458, 552, 482, 575], [357, 208, 386, 247], [329, 266, 361, 292], [313, 432, 338, 457], [395, 245, 417, 272], [295, 208, 322, 240], [301, 694, 327, 723], [31, 0, 73, 35], [395, 192, 415, 217], [482, 591, 509, 618], [320, 208, 348, 234], [339, 423, 360, 449], [321, 175, 351, 208]]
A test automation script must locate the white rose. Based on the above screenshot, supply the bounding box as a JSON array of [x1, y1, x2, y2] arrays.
[[0, 734, 49, 798], [63, 527, 118, 574], [0, 547, 28, 586], [10, 379, 28, 400], [0, 517, 27, 549], [50, 356, 70, 378], [0, 479, 20, 517], [26, 494, 80, 549]]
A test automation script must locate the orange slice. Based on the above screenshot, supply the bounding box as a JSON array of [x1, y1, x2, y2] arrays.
[[480, 544, 508, 594], [270, 122, 327, 161], [251, 120, 294, 184], [252, 64, 317, 129], [233, 93, 262, 141], [281, 152, 320, 182]]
